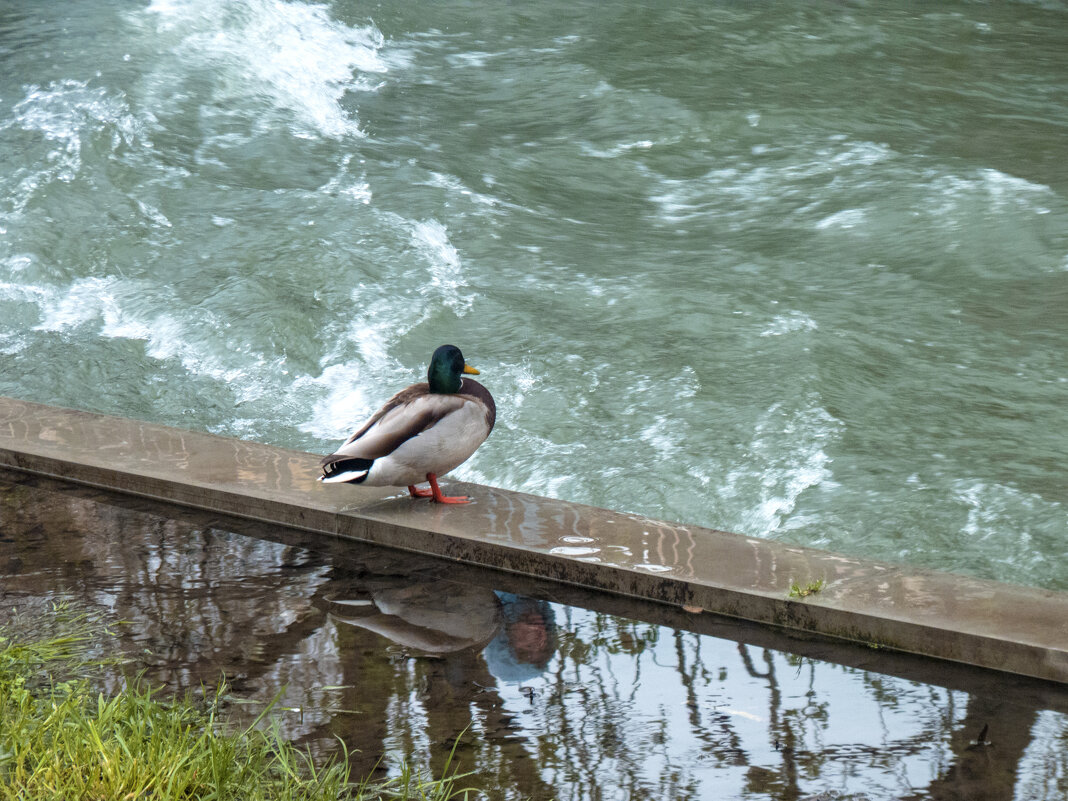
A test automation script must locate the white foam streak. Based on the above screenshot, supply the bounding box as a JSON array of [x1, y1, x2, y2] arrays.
[[815, 207, 866, 230], [760, 311, 817, 337], [4, 81, 146, 211], [33, 276, 117, 333], [639, 415, 681, 461], [411, 220, 471, 314], [143, 0, 393, 139], [292, 362, 372, 440], [928, 169, 1053, 217], [295, 290, 420, 440], [28, 276, 266, 400], [0, 280, 50, 304], [0, 332, 25, 356], [650, 139, 893, 225], [722, 401, 842, 537], [315, 157, 375, 210], [954, 479, 1064, 541], [581, 139, 657, 159]]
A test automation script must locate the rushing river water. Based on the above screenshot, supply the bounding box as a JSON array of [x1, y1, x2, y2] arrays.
[[1, 1, 1066, 589]]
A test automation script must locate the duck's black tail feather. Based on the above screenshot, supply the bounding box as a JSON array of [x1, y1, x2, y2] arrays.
[[319, 454, 374, 483]]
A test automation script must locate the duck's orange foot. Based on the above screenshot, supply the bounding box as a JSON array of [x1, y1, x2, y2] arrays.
[[427, 473, 471, 504], [408, 484, 433, 499]]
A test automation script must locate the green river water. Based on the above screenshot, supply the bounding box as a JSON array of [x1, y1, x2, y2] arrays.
[[1, 0, 1066, 588]]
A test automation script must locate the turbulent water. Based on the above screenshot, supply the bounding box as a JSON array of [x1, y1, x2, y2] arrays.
[[1, 0, 1066, 588]]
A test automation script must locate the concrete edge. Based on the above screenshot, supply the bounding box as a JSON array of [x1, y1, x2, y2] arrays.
[[1, 396, 1066, 684]]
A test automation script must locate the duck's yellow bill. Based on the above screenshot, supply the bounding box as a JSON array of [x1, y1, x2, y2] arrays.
[[463, 364, 480, 375]]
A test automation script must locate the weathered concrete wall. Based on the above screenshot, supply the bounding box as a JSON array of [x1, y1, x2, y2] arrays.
[[1, 395, 1066, 683]]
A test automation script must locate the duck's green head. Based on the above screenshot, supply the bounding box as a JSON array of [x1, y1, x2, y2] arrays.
[[427, 344, 480, 394]]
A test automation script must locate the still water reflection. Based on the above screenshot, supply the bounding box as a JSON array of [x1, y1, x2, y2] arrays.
[[1, 470, 1066, 801]]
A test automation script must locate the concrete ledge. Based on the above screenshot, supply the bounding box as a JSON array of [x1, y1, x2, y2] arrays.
[[1, 395, 1066, 684]]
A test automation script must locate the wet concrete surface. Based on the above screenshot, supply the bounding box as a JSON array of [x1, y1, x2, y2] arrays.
[[1, 396, 1066, 684], [2, 470, 1067, 801]]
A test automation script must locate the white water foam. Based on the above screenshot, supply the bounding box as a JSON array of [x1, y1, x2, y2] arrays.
[[28, 275, 273, 404], [141, 0, 397, 140], [0, 278, 51, 305], [318, 155, 373, 204], [759, 310, 818, 337], [456, 431, 579, 502], [927, 168, 1054, 218], [292, 362, 375, 441], [0, 331, 26, 356], [720, 400, 842, 538], [293, 214, 475, 443], [410, 220, 472, 315], [952, 479, 1065, 578], [814, 207, 867, 230], [639, 415, 682, 462], [33, 276, 126, 334], [423, 171, 501, 209], [636, 368, 701, 464], [294, 285, 425, 441], [2, 80, 147, 212], [580, 139, 657, 159], [649, 139, 894, 226]]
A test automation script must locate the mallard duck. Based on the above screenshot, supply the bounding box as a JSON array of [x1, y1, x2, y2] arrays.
[[319, 344, 495, 504]]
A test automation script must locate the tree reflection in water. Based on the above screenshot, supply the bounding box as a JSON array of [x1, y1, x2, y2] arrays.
[[1, 470, 1066, 801]]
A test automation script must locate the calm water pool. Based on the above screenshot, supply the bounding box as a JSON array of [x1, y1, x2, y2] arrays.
[[2, 471, 1067, 800]]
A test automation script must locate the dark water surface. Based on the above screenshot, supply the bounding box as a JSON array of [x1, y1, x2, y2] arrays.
[[2, 471, 1066, 801], [0, 0, 1066, 590]]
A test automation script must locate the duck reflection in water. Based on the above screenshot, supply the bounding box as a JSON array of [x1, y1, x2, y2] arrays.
[[325, 581, 557, 686], [483, 592, 557, 686], [326, 580, 502, 654]]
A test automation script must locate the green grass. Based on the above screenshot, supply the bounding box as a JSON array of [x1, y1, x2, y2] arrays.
[[788, 578, 826, 599], [0, 605, 477, 801]]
